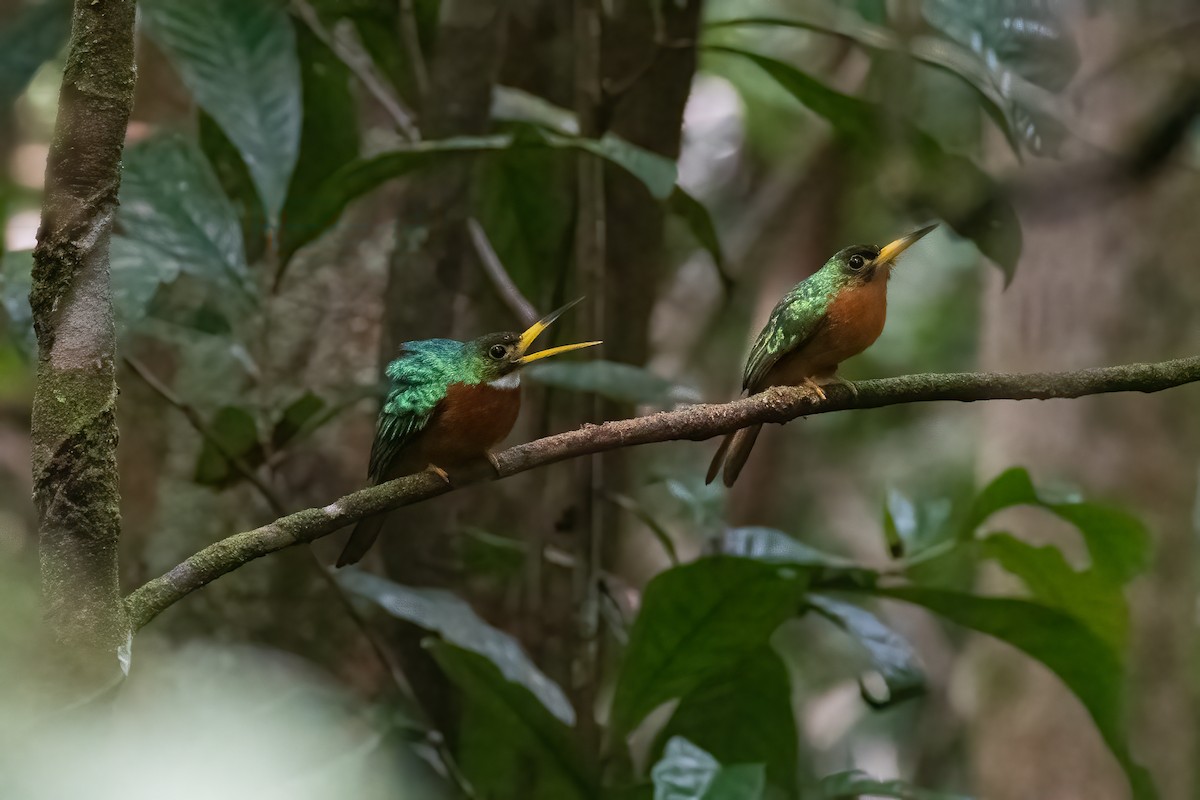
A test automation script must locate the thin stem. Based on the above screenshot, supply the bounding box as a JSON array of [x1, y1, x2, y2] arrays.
[[467, 218, 539, 328]]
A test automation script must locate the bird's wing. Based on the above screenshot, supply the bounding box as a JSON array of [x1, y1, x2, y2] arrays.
[[367, 347, 447, 482], [742, 279, 831, 391]]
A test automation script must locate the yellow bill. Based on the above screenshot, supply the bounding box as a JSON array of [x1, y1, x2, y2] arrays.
[[877, 223, 938, 265], [515, 298, 602, 365]]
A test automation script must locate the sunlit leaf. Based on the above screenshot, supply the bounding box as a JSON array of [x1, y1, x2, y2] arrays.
[[869, 587, 1155, 800], [118, 135, 252, 297], [427, 642, 596, 800], [610, 558, 810, 736], [651, 737, 766, 800], [818, 770, 972, 800], [526, 360, 700, 407], [140, 0, 301, 222], [808, 595, 925, 707], [652, 647, 797, 795], [0, 0, 71, 108], [340, 570, 574, 724], [709, 46, 1021, 279]]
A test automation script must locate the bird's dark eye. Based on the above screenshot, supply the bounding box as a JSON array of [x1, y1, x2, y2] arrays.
[[848, 254, 866, 270], [489, 344, 507, 360]]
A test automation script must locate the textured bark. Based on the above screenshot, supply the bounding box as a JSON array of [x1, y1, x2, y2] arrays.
[[123, 355, 1200, 630], [31, 0, 136, 670]]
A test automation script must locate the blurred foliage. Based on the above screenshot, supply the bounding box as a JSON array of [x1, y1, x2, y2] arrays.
[[0, 0, 1180, 798]]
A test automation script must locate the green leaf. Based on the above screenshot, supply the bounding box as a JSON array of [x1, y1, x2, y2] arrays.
[[525, 360, 700, 407], [108, 235, 185, 329], [808, 595, 925, 707], [652, 647, 797, 795], [721, 527, 860, 570], [667, 187, 727, 274], [708, 46, 1022, 279], [882, 489, 952, 559], [427, 642, 596, 800], [0, 0, 71, 108], [610, 557, 810, 736], [118, 135, 251, 296], [492, 85, 579, 134], [0, 251, 34, 356], [140, 0, 301, 222], [651, 737, 766, 800], [979, 532, 1128, 652], [965, 467, 1152, 584], [198, 113, 268, 265], [271, 390, 326, 449], [818, 770, 972, 800], [285, 131, 678, 260], [339, 570, 574, 724], [193, 406, 262, 487], [607, 492, 680, 566], [871, 587, 1156, 800]]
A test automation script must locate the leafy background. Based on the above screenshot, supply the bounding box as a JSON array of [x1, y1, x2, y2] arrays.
[[2, 0, 1200, 799]]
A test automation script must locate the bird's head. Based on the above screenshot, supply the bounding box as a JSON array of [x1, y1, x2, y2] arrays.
[[469, 299, 601, 382], [826, 224, 937, 285]]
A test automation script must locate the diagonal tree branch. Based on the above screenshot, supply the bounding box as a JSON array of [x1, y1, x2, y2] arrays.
[[124, 355, 1200, 630]]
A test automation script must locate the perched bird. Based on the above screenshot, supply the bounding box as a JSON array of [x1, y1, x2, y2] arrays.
[[706, 225, 937, 487], [336, 301, 600, 567]]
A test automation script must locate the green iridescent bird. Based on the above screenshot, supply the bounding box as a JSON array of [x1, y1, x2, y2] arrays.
[[706, 224, 936, 487], [336, 301, 600, 567]]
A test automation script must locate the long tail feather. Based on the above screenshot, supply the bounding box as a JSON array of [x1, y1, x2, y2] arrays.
[[706, 432, 734, 485], [721, 424, 763, 487], [336, 514, 385, 567]]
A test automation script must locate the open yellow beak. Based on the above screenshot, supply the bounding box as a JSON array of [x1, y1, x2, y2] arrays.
[[876, 223, 938, 265], [514, 298, 602, 365]]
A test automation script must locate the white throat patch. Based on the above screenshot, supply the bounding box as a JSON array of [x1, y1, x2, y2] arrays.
[[489, 372, 520, 390]]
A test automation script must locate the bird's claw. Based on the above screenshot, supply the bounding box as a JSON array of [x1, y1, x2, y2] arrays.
[[427, 464, 452, 485], [485, 451, 502, 475], [802, 377, 827, 401]]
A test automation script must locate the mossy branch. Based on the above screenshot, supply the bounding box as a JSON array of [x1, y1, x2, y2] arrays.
[[123, 355, 1200, 630]]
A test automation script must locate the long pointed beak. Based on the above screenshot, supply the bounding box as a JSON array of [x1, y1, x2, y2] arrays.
[[515, 298, 602, 365], [876, 223, 937, 265]]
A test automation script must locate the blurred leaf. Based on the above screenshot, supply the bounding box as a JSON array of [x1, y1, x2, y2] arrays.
[[118, 135, 252, 296], [526, 360, 701, 407], [883, 489, 952, 559], [610, 557, 810, 736], [607, 492, 679, 566], [194, 405, 262, 486], [667, 187, 727, 273], [808, 595, 925, 707], [652, 647, 797, 795], [818, 770, 972, 800], [427, 642, 596, 800], [0, 0, 71, 108], [456, 527, 526, 578], [140, 0, 301, 222], [271, 391, 326, 449], [340, 570, 574, 724], [871, 587, 1155, 800], [474, 147, 575, 297], [492, 85, 579, 133], [709, 46, 1021, 278], [721, 527, 858, 569], [650, 737, 765, 800], [285, 131, 677, 261], [965, 467, 1152, 583], [0, 251, 34, 356], [108, 235, 185, 330], [278, 22, 360, 270], [198, 113, 267, 264], [979, 532, 1128, 652]]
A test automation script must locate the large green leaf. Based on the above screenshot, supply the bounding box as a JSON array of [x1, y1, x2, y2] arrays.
[[808, 595, 925, 707], [871, 587, 1155, 800], [708, 46, 1022, 280], [525, 360, 701, 407], [340, 570, 574, 724], [427, 642, 596, 800], [650, 737, 766, 800], [818, 770, 972, 800], [652, 647, 798, 795], [964, 467, 1152, 584], [140, 0, 301, 223], [0, 0, 71, 108], [118, 135, 251, 296], [283, 131, 677, 261], [667, 187, 728, 279], [108, 235, 185, 329], [610, 557, 810, 736]]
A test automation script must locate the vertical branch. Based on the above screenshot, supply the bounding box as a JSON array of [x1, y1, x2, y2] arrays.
[[30, 0, 137, 664], [571, 0, 606, 749]]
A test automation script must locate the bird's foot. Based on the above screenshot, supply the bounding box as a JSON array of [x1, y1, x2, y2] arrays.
[[801, 377, 828, 401], [485, 451, 502, 475], [426, 463, 452, 485]]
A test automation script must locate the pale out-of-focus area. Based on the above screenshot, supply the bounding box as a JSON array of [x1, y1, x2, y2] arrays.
[[2, 1, 1199, 799]]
